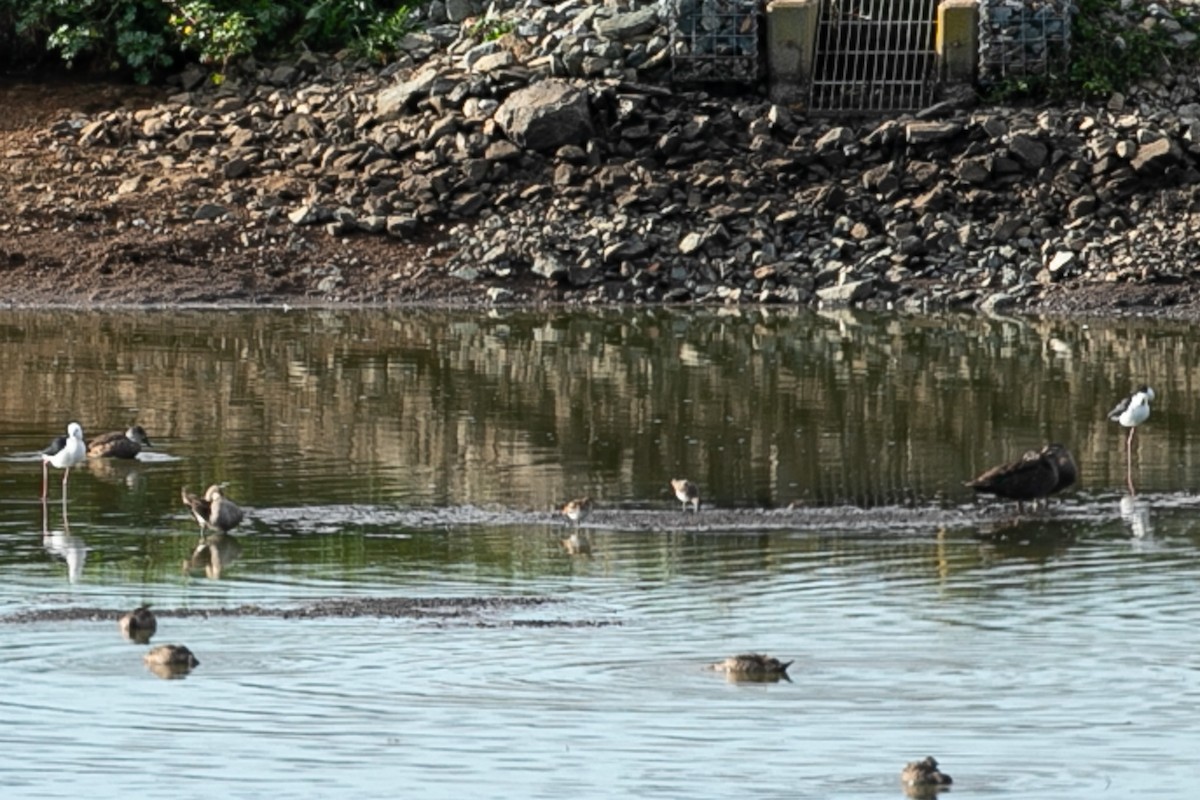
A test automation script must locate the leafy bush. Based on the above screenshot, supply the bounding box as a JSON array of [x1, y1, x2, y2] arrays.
[[0, 0, 422, 81]]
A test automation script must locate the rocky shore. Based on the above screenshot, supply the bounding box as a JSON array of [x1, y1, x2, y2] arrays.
[[4, 0, 1200, 315]]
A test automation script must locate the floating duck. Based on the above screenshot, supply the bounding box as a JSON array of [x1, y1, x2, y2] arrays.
[[41, 422, 86, 501], [901, 756, 953, 796], [708, 653, 792, 678], [182, 484, 244, 536], [118, 605, 157, 644], [143, 644, 199, 678], [671, 478, 700, 513], [87, 425, 152, 459], [965, 444, 1061, 513]]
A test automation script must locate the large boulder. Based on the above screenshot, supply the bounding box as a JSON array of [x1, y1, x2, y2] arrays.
[[494, 80, 593, 152]]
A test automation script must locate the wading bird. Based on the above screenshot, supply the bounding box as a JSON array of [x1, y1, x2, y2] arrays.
[[671, 478, 700, 513], [181, 484, 244, 537], [41, 422, 86, 502], [560, 497, 593, 527], [1109, 385, 1154, 492]]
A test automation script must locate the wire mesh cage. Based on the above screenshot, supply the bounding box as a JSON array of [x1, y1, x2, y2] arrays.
[[808, 0, 939, 114], [978, 0, 1074, 85], [669, 0, 762, 84]]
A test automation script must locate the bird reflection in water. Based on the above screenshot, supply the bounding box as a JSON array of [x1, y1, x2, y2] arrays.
[[40, 495, 87, 583], [84, 456, 147, 491], [182, 533, 242, 579], [1119, 494, 1153, 539]]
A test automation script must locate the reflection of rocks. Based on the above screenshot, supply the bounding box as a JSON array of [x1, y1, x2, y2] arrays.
[[118, 606, 157, 644], [143, 644, 199, 679], [707, 653, 792, 682], [183, 533, 243, 579]]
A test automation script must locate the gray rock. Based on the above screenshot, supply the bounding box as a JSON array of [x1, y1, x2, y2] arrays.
[[494, 80, 593, 151], [817, 278, 875, 305]]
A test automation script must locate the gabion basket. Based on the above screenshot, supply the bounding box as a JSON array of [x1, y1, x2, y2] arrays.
[[669, 0, 762, 84], [978, 0, 1074, 84]]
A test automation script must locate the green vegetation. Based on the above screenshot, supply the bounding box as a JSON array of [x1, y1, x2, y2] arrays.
[[0, 0, 422, 82], [985, 0, 1200, 101]]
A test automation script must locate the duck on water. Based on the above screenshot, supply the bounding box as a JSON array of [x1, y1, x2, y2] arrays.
[[87, 425, 152, 459]]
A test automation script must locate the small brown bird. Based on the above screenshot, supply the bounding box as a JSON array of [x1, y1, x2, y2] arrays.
[[118, 605, 157, 644], [87, 426, 152, 459], [143, 644, 200, 679], [708, 653, 792, 677], [561, 497, 594, 526], [901, 756, 953, 795], [964, 445, 1061, 513], [182, 484, 244, 536], [671, 479, 700, 513]]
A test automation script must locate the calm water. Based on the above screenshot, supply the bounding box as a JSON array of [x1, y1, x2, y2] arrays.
[[1, 308, 1200, 798]]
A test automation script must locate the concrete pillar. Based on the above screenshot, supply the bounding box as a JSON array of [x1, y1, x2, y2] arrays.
[[767, 0, 819, 104], [937, 0, 978, 85]]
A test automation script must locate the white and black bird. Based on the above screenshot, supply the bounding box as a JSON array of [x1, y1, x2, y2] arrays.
[[41, 422, 87, 501], [1108, 385, 1155, 447]]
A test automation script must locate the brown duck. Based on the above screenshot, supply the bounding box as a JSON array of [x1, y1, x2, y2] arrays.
[[708, 653, 793, 679], [965, 444, 1063, 513], [118, 605, 157, 644], [143, 644, 200, 678], [182, 484, 245, 536], [901, 756, 953, 797], [87, 426, 152, 459]]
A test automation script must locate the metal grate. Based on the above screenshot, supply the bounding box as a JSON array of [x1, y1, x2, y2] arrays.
[[978, 0, 1073, 85], [669, 0, 761, 84], [809, 0, 939, 114]]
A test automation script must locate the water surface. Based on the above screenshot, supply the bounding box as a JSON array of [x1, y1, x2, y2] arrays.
[[1, 308, 1198, 798]]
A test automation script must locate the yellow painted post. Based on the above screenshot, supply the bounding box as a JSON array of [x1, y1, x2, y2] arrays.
[[937, 0, 979, 85], [766, 0, 819, 104]]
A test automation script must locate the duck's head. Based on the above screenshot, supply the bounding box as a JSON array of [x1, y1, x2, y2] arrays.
[[126, 426, 152, 447]]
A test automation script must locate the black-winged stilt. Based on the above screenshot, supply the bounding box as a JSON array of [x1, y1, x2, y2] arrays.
[[41, 422, 86, 501]]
